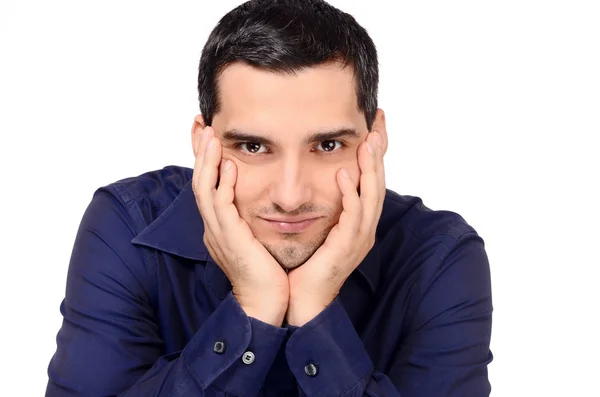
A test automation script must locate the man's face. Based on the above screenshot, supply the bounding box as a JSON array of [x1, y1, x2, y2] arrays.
[[201, 62, 375, 270]]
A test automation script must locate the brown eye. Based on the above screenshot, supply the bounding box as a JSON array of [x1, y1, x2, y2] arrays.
[[241, 142, 266, 154], [317, 140, 343, 152]]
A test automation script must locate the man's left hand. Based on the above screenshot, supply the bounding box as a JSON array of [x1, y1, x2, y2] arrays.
[[286, 130, 386, 326]]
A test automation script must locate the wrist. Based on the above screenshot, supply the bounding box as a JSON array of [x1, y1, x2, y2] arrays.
[[242, 304, 287, 326], [236, 292, 288, 327], [286, 296, 332, 326]]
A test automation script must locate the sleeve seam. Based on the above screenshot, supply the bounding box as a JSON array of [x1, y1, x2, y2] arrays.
[[339, 371, 371, 397]]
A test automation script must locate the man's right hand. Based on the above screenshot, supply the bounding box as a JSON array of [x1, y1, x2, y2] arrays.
[[192, 126, 289, 326]]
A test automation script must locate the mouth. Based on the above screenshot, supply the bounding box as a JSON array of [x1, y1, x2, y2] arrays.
[[259, 216, 322, 233]]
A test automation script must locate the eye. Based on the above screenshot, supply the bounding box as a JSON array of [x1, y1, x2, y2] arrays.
[[316, 140, 344, 152], [239, 142, 268, 154]]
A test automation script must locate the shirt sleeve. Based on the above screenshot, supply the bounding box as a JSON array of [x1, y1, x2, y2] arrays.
[[285, 298, 402, 397], [284, 233, 492, 397], [45, 189, 286, 397]]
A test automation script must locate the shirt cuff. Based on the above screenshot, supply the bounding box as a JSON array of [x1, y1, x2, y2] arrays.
[[183, 292, 287, 397], [285, 298, 373, 396]]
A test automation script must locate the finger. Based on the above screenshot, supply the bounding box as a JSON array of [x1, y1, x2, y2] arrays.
[[214, 159, 242, 232], [193, 126, 213, 174], [335, 167, 362, 236], [368, 131, 386, 218], [203, 231, 226, 271], [357, 135, 383, 233], [373, 131, 387, 224], [373, 131, 386, 194], [192, 127, 214, 194], [196, 126, 213, 160], [197, 135, 223, 232]]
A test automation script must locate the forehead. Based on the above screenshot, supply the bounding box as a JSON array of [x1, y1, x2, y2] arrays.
[[214, 62, 367, 137]]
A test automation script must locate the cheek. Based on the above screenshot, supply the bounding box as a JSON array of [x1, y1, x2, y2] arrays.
[[319, 161, 360, 202], [231, 162, 264, 209]]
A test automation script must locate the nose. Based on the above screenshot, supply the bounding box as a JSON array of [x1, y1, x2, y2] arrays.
[[268, 155, 312, 213]]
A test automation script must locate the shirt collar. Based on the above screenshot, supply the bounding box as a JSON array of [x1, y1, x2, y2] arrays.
[[131, 179, 380, 293], [131, 180, 210, 261]]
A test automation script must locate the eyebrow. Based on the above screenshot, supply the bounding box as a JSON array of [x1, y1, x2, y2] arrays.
[[221, 128, 361, 146]]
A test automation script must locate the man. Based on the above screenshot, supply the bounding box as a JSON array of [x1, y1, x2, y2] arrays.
[[46, 0, 493, 396]]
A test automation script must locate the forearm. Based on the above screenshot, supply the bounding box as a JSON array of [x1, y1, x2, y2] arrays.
[[182, 293, 287, 396], [48, 293, 286, 397]]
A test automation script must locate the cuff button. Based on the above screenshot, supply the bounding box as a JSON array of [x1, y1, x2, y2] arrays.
[[242, 351, 255, 364], [213, 341, 226, 354], [304, 363, 318, 377]]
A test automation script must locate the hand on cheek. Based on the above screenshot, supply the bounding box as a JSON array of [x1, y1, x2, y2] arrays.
[[286, 131, 386, 326], [191, 127, 289, 326]]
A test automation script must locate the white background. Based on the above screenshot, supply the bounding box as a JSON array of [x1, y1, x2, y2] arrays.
[[1, 0, 599, 395]]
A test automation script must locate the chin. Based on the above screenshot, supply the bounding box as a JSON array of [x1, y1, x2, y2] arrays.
[[260, 228, 329, 270]]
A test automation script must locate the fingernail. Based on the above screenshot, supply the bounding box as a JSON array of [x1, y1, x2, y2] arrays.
[[367, 141, 374, 155], [225, 159, 232, 170], [374, 131, 383, 147], [341, 168, 350, 178]]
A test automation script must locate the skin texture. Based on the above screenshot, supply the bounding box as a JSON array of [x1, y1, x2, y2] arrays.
[[191, 62, 388, 326]]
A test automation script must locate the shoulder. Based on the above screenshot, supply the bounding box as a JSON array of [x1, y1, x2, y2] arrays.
[[377, 189, 486, 283], [96, 165, 193, 229], [105, 165, 192, 204], [380, 189, 478, 243]]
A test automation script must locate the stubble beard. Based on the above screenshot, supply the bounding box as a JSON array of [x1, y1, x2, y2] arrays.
[[261, 227, 331, 271], [246, 202, 337, 271]]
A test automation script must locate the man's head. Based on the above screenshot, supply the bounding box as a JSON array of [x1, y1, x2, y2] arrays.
[[192, 0, 387, 270]]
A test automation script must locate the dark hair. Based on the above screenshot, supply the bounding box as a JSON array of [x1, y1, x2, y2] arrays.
[[197, 0, 379, 131]]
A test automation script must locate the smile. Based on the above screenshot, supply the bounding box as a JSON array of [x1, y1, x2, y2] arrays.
[[260, 217, 321, 233]]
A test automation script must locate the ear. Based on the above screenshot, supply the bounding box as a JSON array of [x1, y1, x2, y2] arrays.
[[191, 114, 207, 157], [371, 108, 388, 154]]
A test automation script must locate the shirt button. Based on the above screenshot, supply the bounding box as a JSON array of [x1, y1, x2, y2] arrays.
[[304, 363, 318, 377], [213, 341, 226, 354], [242, 351, 255, 365]]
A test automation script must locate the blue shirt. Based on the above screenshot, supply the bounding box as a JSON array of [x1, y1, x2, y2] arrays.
[[46, 165, 493, 396]]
